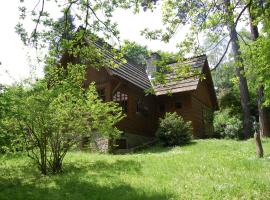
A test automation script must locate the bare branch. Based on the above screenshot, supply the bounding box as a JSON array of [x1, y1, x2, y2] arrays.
[[208, 0, 250, 71], [63, 0, 79, 38], [211, 38, 232, 71], [32, 0, 41, 12], [237, 32, 250, 46], [30, 0, 45, 44], [86, 3, 121, 46], [234, 1, 251, 28], [205, 35, 229, 52], [85, 0, 90, 29]]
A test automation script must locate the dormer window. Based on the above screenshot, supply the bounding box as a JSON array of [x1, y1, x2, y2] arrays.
[[113, 91, 128, 113]]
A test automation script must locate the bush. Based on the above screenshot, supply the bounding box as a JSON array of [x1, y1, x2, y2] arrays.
[[213, 108, 242, 139], [156, 112, 192, 146]]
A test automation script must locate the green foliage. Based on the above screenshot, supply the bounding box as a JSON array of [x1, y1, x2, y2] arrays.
[[1, 139, 270, 199], [0, 67, 123, 174], [14, 1, 132, 174], [156, 112, 192, 146], [17, 1, 125, 48], [214, 108, 242, 139], [141, 0, 234, 55], [0, 86, 25, 153], [213, 64, 259, 137], [217, 89, 241, 115], [242, 27, 270, 106], [121, 40, 149, 66], [212, 62, 235, 93]]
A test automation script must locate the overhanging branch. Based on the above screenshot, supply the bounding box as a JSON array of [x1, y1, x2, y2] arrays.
[[211, 37, 232, 71], [86, 3, 121, 46], [30, 0, 45, 44]]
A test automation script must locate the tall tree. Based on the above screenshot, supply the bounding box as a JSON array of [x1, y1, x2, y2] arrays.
[[141, 0, 253, 138], [248, 3, 270, 137], [224, 0, 251, 139]]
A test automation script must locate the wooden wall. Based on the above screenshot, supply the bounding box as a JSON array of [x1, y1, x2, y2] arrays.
[[190, 77, 215, 138], [156, 92, 206, 137], [84, 67, 112, 101], [113, 78, 157, 137], [190, 96, 205, 137], [84, 65, 215, 140], [84, 66, 157, 138]]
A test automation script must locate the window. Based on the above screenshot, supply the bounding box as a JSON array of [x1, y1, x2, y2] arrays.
[[136, 99, 142, 113], [159, 104, 165, 112], [113, 91, 128, 113], [136, 99, 149, 116], [97, 89, 106, 101], [175, 102, 182, 109]]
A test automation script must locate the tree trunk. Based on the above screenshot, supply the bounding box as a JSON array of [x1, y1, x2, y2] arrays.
[[254, 131, 263, 158], [40, 144, 47, 175], [248, 9, 270, 137], [225, 0, 251, 139]]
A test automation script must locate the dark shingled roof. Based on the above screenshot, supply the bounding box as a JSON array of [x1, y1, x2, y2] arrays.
[[89, 39, 152, 90], [87, 38, 206, 94], [154, 55, 207, 96]]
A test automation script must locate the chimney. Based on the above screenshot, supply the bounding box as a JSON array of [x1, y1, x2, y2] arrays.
[[146, 52, 161, 79]]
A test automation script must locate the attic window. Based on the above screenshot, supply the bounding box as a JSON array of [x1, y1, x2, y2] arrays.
[[175, 102, 182, 109], [113, 91, 128, 113]]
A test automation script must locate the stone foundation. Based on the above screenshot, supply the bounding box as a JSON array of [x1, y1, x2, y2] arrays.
[[80, 132, 155, 153]]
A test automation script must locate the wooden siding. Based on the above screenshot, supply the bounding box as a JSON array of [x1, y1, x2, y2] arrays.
[[192, 80, 212, 108], [191, 78, 215, 137], [84, 62, 216, 140], [84, 67, 111, 100], [84, 67, 157, 137], [190, 96, 205, 137], [113, 77, 157, 137]]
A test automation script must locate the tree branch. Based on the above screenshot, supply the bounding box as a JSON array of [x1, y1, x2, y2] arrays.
[[85, 0, 90, 29], [234, 1, 251, 28], [211, 37, 232, 71], [63, 0, 79, 39], [237, 32, 250, 46], [209, 0, 250, 71], [30, 0, 45, 44], [205, 35, 229, 52], [86, 3, 120, 46], [32, 0, 41, 12]]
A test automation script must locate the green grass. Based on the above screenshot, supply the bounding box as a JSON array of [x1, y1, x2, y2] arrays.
[[1, 139, 270, 200]]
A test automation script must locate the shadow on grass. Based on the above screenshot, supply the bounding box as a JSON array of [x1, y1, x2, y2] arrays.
[[0, 177, 172, 200], [64, 159, 142, 177], [136, 140, 197, 154], [0, 158, 173, 200]]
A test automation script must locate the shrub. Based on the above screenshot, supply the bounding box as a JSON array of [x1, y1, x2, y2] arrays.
[[213, 108, 242, 139], [156, 112, 192, 146], [0, 81, 124, 175]]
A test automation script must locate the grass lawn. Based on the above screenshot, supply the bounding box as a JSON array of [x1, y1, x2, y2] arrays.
[[1, 139, 270, 200]]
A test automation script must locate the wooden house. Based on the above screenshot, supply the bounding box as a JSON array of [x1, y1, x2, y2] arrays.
[[82, 41, 218, 148]]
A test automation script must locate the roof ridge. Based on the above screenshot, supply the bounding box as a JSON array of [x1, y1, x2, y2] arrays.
[[184, 54, 206, 60], [86, 38, 152, 90]]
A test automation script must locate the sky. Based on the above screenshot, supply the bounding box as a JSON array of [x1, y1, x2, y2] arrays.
[[0, 2, 32, 85], [0, 1, 188, 85]]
